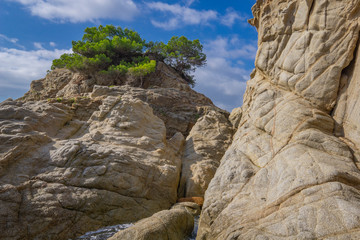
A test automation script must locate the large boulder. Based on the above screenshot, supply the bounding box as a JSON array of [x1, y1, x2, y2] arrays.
[[197, 0, 360, 239], [0, 61, 229, 239], [20, 62, 217, 138], [0, 94, 184, 240], [178, 110, 233, 198], [109, 202, 199, 240]]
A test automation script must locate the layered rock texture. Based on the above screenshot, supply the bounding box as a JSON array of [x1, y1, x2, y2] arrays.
[[109, 202, 199, 240], [197, 0, 360, 239], [178, 110, 233, 198], [3, 1, 360, 239], [0, 63, 231, 239]]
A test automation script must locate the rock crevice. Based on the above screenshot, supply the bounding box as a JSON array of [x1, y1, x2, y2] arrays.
[[197, 1, 360, 239], [0, 62, 232, 239]]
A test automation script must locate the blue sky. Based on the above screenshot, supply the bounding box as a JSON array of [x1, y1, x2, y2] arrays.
[[0, 0, 258, 111]]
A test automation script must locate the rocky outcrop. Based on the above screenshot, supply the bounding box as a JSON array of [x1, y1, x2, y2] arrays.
[[20, 62, 216, 138], [229, 107, 242, 129], [333, 35, 360, 165], [178, 110, 233, 198], [178, 197, 205, 207], [109, 202, 199, 240], [0, 62, 230, 239], [0, 95, 183, 240], [197, 0, 360, 239]]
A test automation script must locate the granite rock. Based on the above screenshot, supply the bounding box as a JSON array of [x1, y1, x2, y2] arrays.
[[0, 62, 229, 239], [197, 1, 360, 239], [178, 110, 233, 198]]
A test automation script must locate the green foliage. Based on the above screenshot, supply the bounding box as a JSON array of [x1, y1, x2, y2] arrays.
[[128, 60, 156, 77], [52, 25, 149, 76], [52, 53, 85, 70], [52, 25, 206, 86], [148, 36, 206, 86]]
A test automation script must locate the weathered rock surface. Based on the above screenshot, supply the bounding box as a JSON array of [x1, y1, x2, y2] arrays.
[[0, 95, 183, 240], [178, 110, 233, 198], [229, 107, 242, 129], [198, 1, 360, 239], [109, 202, 199, 240], [178, 197, 205, 207], [21, 62, 217, 138], [0, 62, 230, 239], [333, 34, 360, 166]]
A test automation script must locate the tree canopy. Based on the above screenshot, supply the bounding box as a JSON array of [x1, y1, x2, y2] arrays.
[[52, 25, 206, 86]]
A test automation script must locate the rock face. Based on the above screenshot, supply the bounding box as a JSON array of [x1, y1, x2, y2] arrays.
[[198, 1, 360, 239], [0, 95, 182, 240], [109, 202, 199, 240], [0, 63, 229, 239], [178, 110, 233, 198], [20, 62, 215, 138], [333, 35, 360, 163]]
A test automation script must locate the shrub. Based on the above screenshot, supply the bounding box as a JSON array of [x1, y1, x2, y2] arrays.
[[149, 36, 206, 86], [52, 25, 206, 86]]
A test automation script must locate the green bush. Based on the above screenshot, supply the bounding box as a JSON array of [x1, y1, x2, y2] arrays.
[[52, 25, 206, 86], [148, 36, 206, 86]]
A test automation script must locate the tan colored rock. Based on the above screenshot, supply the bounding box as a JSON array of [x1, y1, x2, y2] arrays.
[[198, 1, 360, 239], [229, 107, 242, 129], [21, 63, 217, 138], [178, 197, 204, 207], [0, 58, 230, 239], [109, 202, 198, 240], [20, 69, 74, 101], [333, 34, 360, 167], [0, 94, 184, 239], [178, 110, 233, 198], [172, 201, 202, 216], [89, 83, 222, 138]]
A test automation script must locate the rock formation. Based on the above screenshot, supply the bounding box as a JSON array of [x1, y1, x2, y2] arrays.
[[0, 63, 230, 239], [109, 202, 199, 240], [178, 110, 233, 198], [20, 62, 217, 138], [197, 0, 360, 239], [3, 1, 360, 239]]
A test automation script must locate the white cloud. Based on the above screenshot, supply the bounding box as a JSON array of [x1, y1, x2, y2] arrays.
[[146, 2, 217, 30], [193, 36, 257, 111], [9, 0, 139, 23], [34, 42, 44, 49], [195, 56, 249, 95], [0, 34, 18, 44], [205, 36, 257, 60], [49, 42, 56, 47], [184, 0, 196, 7], [147, 2, 249, 30], [0, 47, 71, 90], [220, 8, 246, 27], [0, 33, 25, 49]]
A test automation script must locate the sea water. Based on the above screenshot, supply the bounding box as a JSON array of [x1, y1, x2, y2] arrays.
[[186, 215, 199, 240], [73, 215, 199, 240], [73, 223, 133, 240]]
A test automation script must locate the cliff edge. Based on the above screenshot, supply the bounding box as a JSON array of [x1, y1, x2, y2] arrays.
[[197, 0, 360, 239]]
